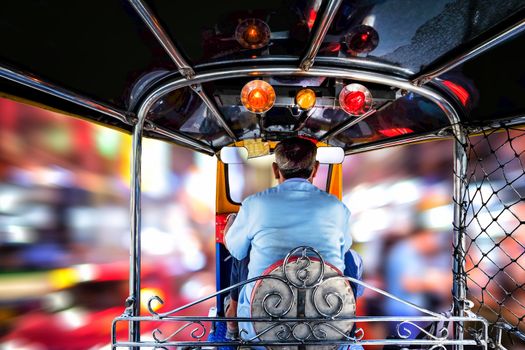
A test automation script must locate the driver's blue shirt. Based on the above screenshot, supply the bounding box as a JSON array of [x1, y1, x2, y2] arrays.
[[225, 178, 352, 278], [225, 178, 353, 341]]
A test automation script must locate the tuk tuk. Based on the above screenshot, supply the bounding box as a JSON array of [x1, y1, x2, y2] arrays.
[[1, 1, 524, 349]]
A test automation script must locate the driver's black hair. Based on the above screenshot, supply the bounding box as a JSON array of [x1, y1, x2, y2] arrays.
[[274, 137, 317, 179]]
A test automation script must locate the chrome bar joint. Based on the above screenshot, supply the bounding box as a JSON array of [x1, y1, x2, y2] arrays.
[[300, 0, 343, 71], [413, 18, 525, 85], [190, 84, 237, 141], [0, 65, 130, 124], [127, 0, 195, 79], [320, 108, 377, 141]]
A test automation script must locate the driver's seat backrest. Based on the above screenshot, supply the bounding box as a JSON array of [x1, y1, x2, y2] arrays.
[[250, 252, 356, 350]]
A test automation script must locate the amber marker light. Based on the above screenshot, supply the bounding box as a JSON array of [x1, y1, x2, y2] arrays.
[[235, 18, 271, 49], [295, 88, 316, 110], [339, 83, 373, 115], [241, 80, 276, 113]]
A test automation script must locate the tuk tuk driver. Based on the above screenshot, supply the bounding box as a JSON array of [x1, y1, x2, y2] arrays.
[[224, 137, 363, 340]]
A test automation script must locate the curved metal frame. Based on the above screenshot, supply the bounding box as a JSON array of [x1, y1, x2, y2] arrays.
[[135, 65, 465, 137], [127, 64, 470, 350], [118, 2, 465, 347]]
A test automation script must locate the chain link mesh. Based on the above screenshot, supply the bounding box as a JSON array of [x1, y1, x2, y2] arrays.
[[459, 123, 525, 342]]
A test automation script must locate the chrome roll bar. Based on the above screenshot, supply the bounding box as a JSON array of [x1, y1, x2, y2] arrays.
[[128, 0, 237, 142], [127, 0, 195, 79], [300, 0, 343, 71], [136, 65, 465, 139], [413, 18, 525, 85], [132, 63, 469, 349], [0, 64, 130, 125]]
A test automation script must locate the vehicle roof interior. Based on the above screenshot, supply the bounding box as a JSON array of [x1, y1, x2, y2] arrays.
[[1, 0, 524, 154]]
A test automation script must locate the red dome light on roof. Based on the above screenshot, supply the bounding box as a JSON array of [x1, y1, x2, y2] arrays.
[[345, 25, 379, 55], [344, 91, 365, 112], [339, 83, 373, 115]]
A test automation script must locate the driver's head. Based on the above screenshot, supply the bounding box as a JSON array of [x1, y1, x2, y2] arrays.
[[273, 137, 319, 180]]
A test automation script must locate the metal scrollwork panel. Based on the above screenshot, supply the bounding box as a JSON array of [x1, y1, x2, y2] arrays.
[[152, 320, 207, 343], [283, 246, 325, 288], [396, 320, 449, 340], [251, 247, 356, 350]]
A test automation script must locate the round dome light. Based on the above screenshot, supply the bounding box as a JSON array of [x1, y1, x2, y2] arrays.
[[235, 19, 271, 49], [295, 88, 316, 110], [241, 80, 276, 113], [345, 25, 379, 55], [338, 83, 373, 115]]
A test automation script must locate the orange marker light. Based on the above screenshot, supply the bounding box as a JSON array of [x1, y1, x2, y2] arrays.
[[244, 25, 262, 45], [241, 80, 276, 113], [295, 88, 316, 110], [235, 19, 271, 49]]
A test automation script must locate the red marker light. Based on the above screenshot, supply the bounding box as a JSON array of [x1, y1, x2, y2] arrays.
[[378, 128, 414, 137], [442, 80, 469, 106], [345, 25, 379, 55], [307, 9, 317, 29], [339, 83, 373, 115], [327, 42, 341, 53], [344, 91, 366, 113]]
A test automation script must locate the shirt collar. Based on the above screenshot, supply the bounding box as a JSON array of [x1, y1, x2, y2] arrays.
[[283, 177, 310, 183]]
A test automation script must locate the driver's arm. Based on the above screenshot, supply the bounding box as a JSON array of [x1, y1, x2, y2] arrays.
[[224, 198, 254, 260]]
